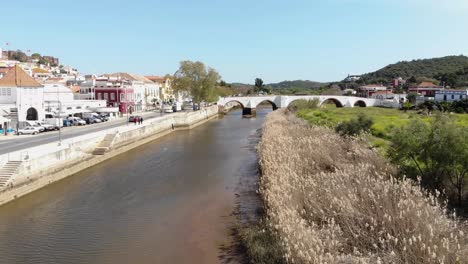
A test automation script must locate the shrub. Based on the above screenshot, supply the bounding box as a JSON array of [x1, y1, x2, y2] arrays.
[[258, 110, 468, 263], [237, 220, 285, 264], [335, 113, 373, 137], [389, 114, 468, 206]]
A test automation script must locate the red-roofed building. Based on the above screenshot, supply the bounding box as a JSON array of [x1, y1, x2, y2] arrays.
[[408, 82, 444, 97], [358, 84, 389, 98]]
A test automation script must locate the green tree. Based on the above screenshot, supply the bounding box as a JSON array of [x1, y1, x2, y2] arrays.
[[406, 92, 418, 104], [172, 60, 221, 104], [254, 78, 264, 93], [389, 115, 468, 205], [11, 50, 28, 62], [31, 53, 41, 60]]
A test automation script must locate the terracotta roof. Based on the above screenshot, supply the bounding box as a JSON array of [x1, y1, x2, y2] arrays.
[[417, 81, 439, 88], [32, 68, 50, 74], [0, 65, 43, 87], [145, 75, 167, 83], [107, 72, 154, 84], [0, 67, 11, 74]]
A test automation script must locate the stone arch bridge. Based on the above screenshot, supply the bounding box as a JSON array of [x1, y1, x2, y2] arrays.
[[217, 95, 379, 115]]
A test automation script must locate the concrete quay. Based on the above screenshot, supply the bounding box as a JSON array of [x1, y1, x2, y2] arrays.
[[0, 106, 219, 206]]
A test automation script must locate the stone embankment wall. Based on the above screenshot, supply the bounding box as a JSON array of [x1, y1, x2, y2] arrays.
[[0, 106, 218, 206]]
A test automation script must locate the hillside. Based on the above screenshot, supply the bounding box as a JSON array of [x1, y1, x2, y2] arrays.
[[359, 55, 468, 87], [268, 80, 328, 90]]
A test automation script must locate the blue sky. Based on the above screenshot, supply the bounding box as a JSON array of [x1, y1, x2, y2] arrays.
[[2, 0, 468, 83]]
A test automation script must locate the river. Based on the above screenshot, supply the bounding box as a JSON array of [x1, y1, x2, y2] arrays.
[[0, 107, 271, 264]]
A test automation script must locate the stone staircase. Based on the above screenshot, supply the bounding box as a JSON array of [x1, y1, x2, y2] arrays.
[[0, 161, 22, 188], [92, 133, 117, 155]]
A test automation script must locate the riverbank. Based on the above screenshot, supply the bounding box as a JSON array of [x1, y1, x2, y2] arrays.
[[0, 106, 219, 207], [255, 109, 467, 263]]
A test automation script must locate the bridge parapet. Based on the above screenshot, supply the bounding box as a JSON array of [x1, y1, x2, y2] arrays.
[[218, 95, 384, 115]]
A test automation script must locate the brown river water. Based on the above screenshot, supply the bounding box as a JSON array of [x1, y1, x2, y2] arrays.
[[0, 107, 271, 264]]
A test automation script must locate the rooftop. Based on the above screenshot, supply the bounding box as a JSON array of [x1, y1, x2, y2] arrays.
[[107, 73, 154, 84], [0, 65, 43, 87]]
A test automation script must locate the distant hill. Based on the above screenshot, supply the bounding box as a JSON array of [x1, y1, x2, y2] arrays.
[[267, 80, 328, 90], [230, 80, 329, 95], [359, 55, 468, 87]]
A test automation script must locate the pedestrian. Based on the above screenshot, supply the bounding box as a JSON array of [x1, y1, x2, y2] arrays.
[[134, 116, 138, 125], [140, 117, 144, 124]]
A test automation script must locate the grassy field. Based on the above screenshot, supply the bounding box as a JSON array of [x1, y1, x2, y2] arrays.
[[297, 107, 468, 140]]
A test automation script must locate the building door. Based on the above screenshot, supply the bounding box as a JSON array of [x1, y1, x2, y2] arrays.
[[26, 107, 38, 120]]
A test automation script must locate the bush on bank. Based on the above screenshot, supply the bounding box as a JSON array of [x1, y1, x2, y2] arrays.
[[258, 110, 468, 263]]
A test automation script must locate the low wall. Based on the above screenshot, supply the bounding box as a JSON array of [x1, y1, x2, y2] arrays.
[[0, 106, 219, 206]]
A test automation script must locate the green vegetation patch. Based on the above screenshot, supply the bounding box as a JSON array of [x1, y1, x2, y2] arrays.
[[298, 107, 468, 140]]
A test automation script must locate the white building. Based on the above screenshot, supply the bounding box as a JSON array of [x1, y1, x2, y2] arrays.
[[435, 89, 468, 102], [43, 83, 114, 118], [0, 65, 45, 129]]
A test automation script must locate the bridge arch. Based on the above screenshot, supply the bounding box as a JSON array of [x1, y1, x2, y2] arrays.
[[320, 98, 343, 108], [255, 100, 278, 110], [353, 100, 367, 107], [224, 100, 245, 109]]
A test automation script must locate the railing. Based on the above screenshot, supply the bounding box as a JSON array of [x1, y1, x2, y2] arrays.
[[7, 151, 29, 162]]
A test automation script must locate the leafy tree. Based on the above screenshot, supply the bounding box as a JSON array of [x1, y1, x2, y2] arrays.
[[11, 50, 28, 62], [335, 114, 373, 137], [451, 99, 468, 113], [31, 53, 41, 60], [389, 115, 468, 205], [436, 101, 452, 113], [38, 57, 48, 65], [254, 78, 264, 93], [406, 92, 418, 104], [172, 60, 221, 104]]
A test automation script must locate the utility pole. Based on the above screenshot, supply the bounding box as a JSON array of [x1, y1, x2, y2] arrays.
[[56, 85, 62, 146]]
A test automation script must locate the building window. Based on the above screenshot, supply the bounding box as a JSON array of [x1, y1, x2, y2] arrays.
[[67, 107, 72, 110], [110, 93, 115, 100], [120, 93, 124, 102], [76, 106, 82, 109], [97, 93, 102, 100], [460, 95, 463, 99], [443, 95, 447, 101], [451, 94, 454, 100], [104, 93, 109, 100]]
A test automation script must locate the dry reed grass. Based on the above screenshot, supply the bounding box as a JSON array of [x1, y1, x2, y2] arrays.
[[258, 110, 468, 263]]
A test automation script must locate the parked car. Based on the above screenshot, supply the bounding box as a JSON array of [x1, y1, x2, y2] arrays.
[[84, 117, 102, 124], [45, 118, 63, 130], [183, 102, 193, 111], [163, 105, 173, 113], [98, 114, 109, 122], [68, 117, 86, 126], [36, 121, 55, 131], [63, 119, 72, 127], [17, 126, 41, 135], [32, 122, 46, 132], [20, 121, 45, 132]]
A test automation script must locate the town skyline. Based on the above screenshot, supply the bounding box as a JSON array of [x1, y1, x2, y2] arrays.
[[2, 0, 468, 83]]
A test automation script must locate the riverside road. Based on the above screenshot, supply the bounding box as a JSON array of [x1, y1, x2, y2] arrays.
[[0, 111, 164, 155]]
